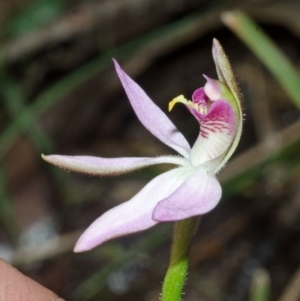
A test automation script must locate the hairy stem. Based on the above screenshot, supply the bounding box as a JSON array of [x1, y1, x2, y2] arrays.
[[161, 217, 199, 301]]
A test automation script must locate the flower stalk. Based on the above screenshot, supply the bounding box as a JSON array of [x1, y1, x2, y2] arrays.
[[161, 217, 198, 301]]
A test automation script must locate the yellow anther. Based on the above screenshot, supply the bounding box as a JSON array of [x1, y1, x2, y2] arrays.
[[168, 95, 189, 112], [199, 106, 207, 114]]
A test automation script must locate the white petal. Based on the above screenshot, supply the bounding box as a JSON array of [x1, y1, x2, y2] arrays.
[[74, 167, 194, 252], [190, 100, 236, 168], [42, 154, 190, 176], [153, 168, 221, 221], [114, 60, 191, 158]]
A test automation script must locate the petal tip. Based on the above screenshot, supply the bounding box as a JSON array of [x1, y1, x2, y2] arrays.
[[74, 234, 97, 253], [112, 58, 119, 67], [73, 243, 88, 253], [203, 77, 223, 101], [113, 59, 122, 74], [202, 74, 209, 81], [41, 153, 54, 164], [73, 246, 83, 253], [212, 38, 221, 50], [41, 154, 69, 168]]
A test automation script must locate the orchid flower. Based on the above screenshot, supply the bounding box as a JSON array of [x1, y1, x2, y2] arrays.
[[42, 39, 242, 252]]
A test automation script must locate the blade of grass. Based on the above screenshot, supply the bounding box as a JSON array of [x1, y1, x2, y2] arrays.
[[250, 269, 270, 301], [222, 10, 300, 109]]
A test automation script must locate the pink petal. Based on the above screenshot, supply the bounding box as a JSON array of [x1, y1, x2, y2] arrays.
[[153, 168, 221, 221], [74, 167, 194, 252], [114, 60, 191, 158], [203, 75, 223, 101], [42, 154, 190, 176], [190, 100, 236, 167]]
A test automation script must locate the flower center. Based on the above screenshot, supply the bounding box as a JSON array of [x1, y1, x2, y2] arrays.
[[168, 87, 210, 119]]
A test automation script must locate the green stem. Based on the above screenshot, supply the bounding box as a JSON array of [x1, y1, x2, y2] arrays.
[[250, 269, 270, 301], [161, 217, 199, 301]]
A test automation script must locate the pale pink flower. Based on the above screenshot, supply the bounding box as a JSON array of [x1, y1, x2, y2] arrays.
[[42, 39, 242, 252]]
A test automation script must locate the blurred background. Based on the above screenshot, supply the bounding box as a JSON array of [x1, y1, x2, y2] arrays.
[[0, 0, 300, 300]]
